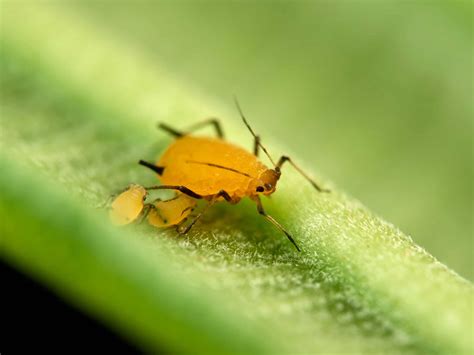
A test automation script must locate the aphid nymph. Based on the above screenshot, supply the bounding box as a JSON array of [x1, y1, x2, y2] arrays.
[[109, 99, 329, 251]]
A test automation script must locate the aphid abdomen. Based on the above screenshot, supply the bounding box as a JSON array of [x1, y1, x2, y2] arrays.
[[157, 136, 267, 197], [109, 184, 147, 225], [147, 193, 197, 228]]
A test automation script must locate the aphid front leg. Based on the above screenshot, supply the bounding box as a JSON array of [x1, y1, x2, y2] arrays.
[[157, 123, 183, 138], [182, 118, 224, 138], [276, 156, 330, 193], [216, 189, 233, 202], [158, 118, 224, 139], [252, 195, 301, 252]]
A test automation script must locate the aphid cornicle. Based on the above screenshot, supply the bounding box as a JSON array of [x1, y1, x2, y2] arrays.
[[110, 99, 329, 251]]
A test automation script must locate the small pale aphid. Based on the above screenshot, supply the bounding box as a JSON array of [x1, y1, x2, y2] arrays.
[[109, 184, 147, 225], [124, 98, 330, 251], [147, 193, 196, 228]]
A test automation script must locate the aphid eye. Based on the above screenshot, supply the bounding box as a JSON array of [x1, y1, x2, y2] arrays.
[[256, 186, 264, 192]]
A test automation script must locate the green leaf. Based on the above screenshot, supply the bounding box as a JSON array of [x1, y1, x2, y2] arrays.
[[1, 3, 472, 354]]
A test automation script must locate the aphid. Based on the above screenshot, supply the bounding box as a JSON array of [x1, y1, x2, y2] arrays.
[[147, 194, 196, 229], [109, 184, 147, 225], [109, 185, 196, 227], [111, 99, 329, 251]]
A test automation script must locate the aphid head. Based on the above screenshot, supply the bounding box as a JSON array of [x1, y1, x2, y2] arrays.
[[254, 169, 280, 196]]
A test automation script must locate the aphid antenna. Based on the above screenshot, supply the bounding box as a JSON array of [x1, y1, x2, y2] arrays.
[[233, 96, 277, 168]]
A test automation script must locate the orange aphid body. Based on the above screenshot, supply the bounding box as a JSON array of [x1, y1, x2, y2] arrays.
[[158, 136, 278, 203], [109, 101, 329, 251]]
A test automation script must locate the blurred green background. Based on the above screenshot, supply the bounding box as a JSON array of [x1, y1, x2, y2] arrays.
[[71, 1, 472, 279], [1, 1, 472, 353]]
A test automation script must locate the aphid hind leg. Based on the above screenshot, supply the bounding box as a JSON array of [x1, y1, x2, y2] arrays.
[[276, 156, 330, 193], [215, 189, 232, 202], [158, 118, 224, 139], [253, 195, 301, 252], [183, 118, 224, 138], [157, 123, 183, 138]]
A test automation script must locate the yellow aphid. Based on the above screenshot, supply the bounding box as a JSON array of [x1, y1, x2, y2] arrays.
[[113, 99, 329, 251], [109, 184, 146, 225], [157, 136, 275, 201], [147, 194, 196, 228]]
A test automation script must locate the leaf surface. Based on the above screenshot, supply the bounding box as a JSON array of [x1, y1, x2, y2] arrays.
[[1, 4, 472, 354]]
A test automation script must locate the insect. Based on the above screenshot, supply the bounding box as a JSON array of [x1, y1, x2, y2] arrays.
[[109, 184, 196, 228], [109, 99, 329, 251]]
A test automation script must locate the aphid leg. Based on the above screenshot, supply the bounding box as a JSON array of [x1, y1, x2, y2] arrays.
[[182, 118, 225, 139], [137, 195, 171, 224], [253, 135, 261, 156], [175, 219, 188, 233], [216, 189, 232, 202], [276, 156, 330, 193], [158, 118, 224, 139], [157, 123, 184, 137], [252, 195, 301, 252], [144, 185, 203, 199], [176, 190, 230, 234], [136, 202, 156, 224], [177, 198, 216, 234]]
